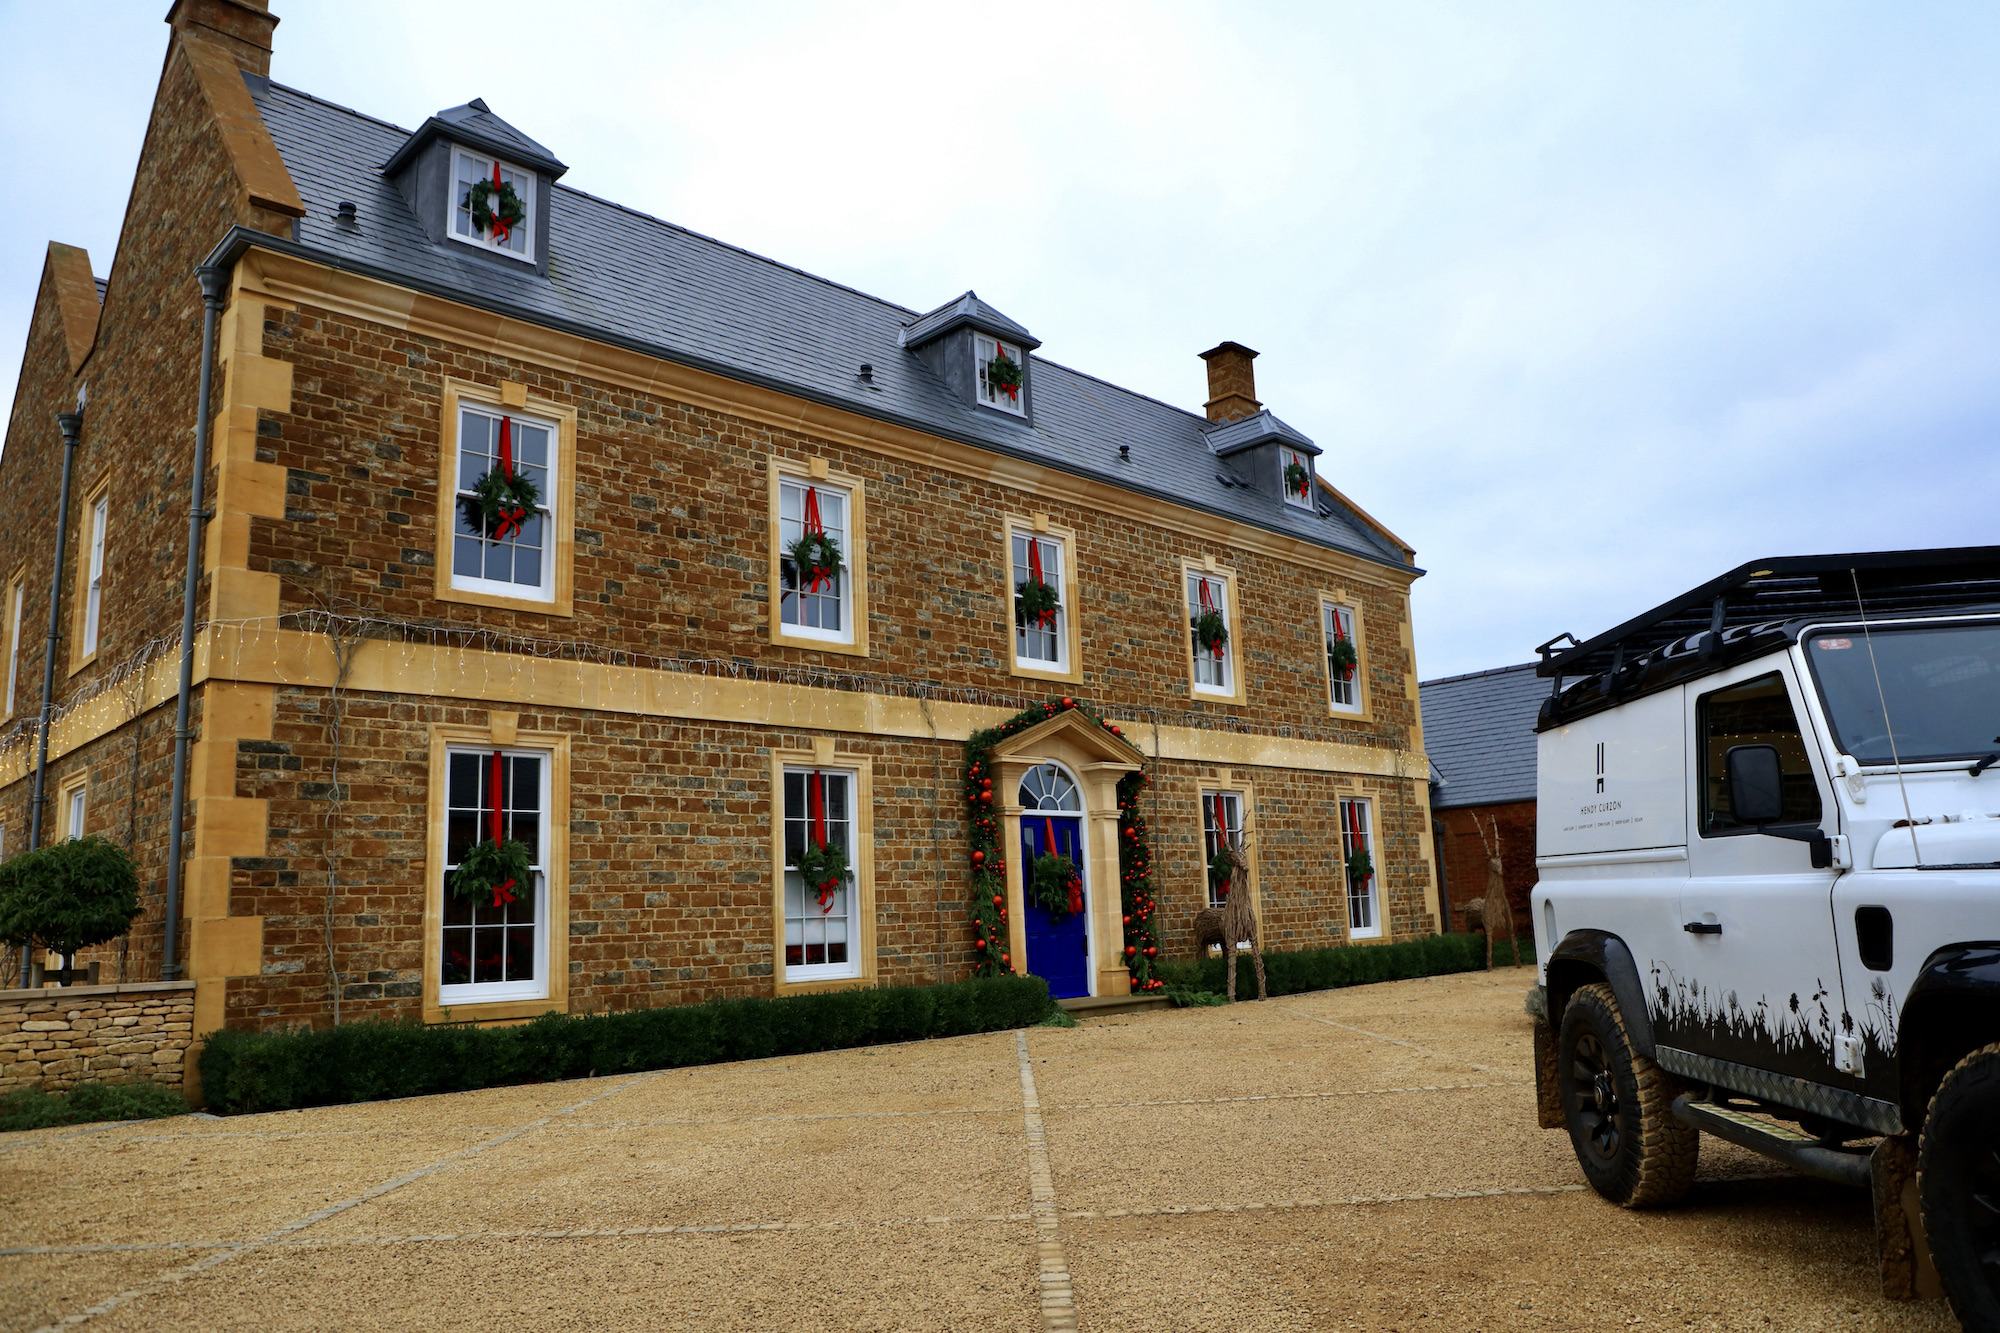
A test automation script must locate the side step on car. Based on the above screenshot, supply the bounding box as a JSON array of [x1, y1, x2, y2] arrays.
[[1670, 1095, 1870, 1189]]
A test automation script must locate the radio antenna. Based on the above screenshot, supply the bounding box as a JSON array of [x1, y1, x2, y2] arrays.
[[1850, 568, 1920, 865]]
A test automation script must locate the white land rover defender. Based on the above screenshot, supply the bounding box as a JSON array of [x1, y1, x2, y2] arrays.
[[1526, 548, 2000, 1326]]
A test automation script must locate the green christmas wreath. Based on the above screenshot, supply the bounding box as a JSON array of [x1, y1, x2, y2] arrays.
[[987, 351, 1023, 395], [1345, 846, 1374, 887], [1191, 609, 1229, 656], [787, 530, 844, 591], [1207, 846, 1236, 898], [1328, 634, 1358, 673], [462, 465, 541, 538], [1284, 461, 1311, 498], [796, 841, 851, 910], [1029, 851, 1080, 919], [451, 838, 534, 907], [469, 175, 526, 240], [1015, 575, 1060, 629]]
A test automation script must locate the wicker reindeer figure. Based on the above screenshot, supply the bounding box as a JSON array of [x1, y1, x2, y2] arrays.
[[1473, 811, 1520, 969], [1190, 844, 1267, 1002]]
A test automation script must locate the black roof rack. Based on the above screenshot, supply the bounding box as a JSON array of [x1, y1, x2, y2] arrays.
[[1532, 547, 2000, 732]]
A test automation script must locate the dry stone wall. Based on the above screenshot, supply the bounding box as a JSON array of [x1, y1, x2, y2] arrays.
[[0, 981, 194, 1093]]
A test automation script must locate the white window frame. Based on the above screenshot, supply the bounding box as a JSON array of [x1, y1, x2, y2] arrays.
[[782, 766, 863, 983], [1281, 446, 1315, 510], [450, 402, 557, 604], [777, 477, 854, 645], [1011, 529, 1068, 672], [974, 332, 1027, 417], [439, 747, 551, 1006], [3, 575, 22, 717], [1201, 789, 1245, 912], [61, 780, 86, 842], [1341, 796, 1381, 940], [82, 496, 107, 658], [1187, 571, 1234, 696], [449, 148, 535, 263], [1324, 601, 1361, 714]]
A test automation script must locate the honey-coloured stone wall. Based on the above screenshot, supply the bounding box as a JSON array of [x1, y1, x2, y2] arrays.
[[0, 981, 194, 1093]]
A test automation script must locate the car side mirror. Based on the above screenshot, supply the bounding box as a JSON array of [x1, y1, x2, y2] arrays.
[[1725, 744, 1786, 825]]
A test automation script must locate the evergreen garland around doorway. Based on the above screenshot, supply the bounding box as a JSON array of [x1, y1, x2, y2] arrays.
[[961, 696, 1162, 991]]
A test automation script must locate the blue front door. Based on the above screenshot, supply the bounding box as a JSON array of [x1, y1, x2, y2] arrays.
[[1022, 816, 1090, 999]]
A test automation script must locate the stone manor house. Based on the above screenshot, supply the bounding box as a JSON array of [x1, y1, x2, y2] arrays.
[[0, 0, 1436, 1052]]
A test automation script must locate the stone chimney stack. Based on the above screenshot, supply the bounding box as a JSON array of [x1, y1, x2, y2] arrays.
[[167, 0, 278, 76], [1199, 342, 1262, 424]]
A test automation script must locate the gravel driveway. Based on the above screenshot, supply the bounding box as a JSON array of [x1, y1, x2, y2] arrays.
[[0, 968, 1955, 1331]]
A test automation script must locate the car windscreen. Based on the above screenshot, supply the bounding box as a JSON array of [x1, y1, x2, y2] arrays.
[[1805, 622, 2000, 765]]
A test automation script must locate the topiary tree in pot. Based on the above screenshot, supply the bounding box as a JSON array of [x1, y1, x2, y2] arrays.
[[0, 837, 141, 986]]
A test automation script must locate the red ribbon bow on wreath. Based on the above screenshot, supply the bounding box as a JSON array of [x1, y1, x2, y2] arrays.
[[810, 771, 837, 913], [1044, 817, 1084, 915], [998, 344, 1019, 405], [489, 163, 513, 245], [487, 750, 518, 909], [1027, 540, 1057, 628], [1197, 579, 1225, 659], [802, 487, 834, 594], [492, 415, 530, 540]]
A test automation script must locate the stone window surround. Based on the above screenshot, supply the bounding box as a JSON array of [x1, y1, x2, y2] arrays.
[[1320, 591, 1371, 720], [1182, 557, 1245, 705], [449, 147, 536, 264], [1199, 773, 1265, 930], [1002, 513, 1082, 685], [434, 379, 577, 619], [68, 473, 111, 675], [2, 564, 23, 722], [422, 715, 572, 1025], [57, 770, 87, 843], [769, 740, 877, 995], [766, 457, 871, 659]]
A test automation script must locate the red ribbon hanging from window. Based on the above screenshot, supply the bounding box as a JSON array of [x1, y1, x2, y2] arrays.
[[1042, 817, 1082, 915], [801, 486, 834, 595], [1197, 579, 1224, 659], [809, 770, 837, 913], [492, 415, 529, 541], [1345, 802, 1367, 884], [490, 162, 513, 245], [1212, 793, 1231, 901], [487, 750, 518, 909], [1026, 540, 1057, 628]]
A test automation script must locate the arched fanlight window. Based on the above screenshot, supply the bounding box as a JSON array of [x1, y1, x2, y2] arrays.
[[1017, 762, 1081, 812]]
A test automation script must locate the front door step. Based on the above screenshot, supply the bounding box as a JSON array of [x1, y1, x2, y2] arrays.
[[1057, 993, 1172, 1017]]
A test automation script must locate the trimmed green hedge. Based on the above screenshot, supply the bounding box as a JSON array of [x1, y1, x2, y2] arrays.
[[200, 974, 1055, 1116], [0, 1080, 188, 1133], [1155, 932, 1532, 1002]]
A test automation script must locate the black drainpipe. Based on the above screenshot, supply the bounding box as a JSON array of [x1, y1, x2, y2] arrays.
[[22, 407, 82, 981], [161, 266, 228, 983]]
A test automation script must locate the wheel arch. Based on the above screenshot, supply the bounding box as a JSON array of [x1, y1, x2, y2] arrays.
[[1546, 929, 1656, 1061], [1898, 942, 2000, 1131]]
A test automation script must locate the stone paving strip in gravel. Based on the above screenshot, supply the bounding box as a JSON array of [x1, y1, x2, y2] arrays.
[[0, 967, 1956, 1332]]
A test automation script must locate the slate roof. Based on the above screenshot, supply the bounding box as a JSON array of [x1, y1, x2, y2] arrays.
[[1205, 409, 1320, 457], [901, 291, 1039, 350], [1420, 662, 1545, 808], [240, 79, 1410, 570]]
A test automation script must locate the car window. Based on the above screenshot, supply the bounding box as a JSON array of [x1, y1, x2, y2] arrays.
[[1697, 671, 1822, 835]]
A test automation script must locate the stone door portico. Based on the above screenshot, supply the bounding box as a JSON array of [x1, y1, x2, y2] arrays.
[[985, 710, 1146, 999]]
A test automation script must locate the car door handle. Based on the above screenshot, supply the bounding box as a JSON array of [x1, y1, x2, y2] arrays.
[[1683, 921, 1722, 935]]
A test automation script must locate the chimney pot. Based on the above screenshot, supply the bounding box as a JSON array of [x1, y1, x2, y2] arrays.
[[1198, 341, 1261, 424]]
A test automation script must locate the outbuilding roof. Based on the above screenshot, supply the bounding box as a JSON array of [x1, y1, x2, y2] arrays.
[[238, 78, 1411, 571], [1419, 662, 1544, 809]]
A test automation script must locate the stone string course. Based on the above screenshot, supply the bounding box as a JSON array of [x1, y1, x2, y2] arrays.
[[0, 981, 194, 1094]]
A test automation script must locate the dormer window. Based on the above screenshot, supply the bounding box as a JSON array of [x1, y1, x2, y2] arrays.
[[452, 149, 533, 262], [1281, 446, 1314, 509], [975, 333, 1026, 416]]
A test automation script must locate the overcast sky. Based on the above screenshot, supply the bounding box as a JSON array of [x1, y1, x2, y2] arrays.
[[3, 2, 1997, 679]]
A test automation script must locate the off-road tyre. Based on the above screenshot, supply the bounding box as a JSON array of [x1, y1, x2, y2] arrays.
[[1557, 982, 1698, 1208], [1918, 1041, 2000, 1331]]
